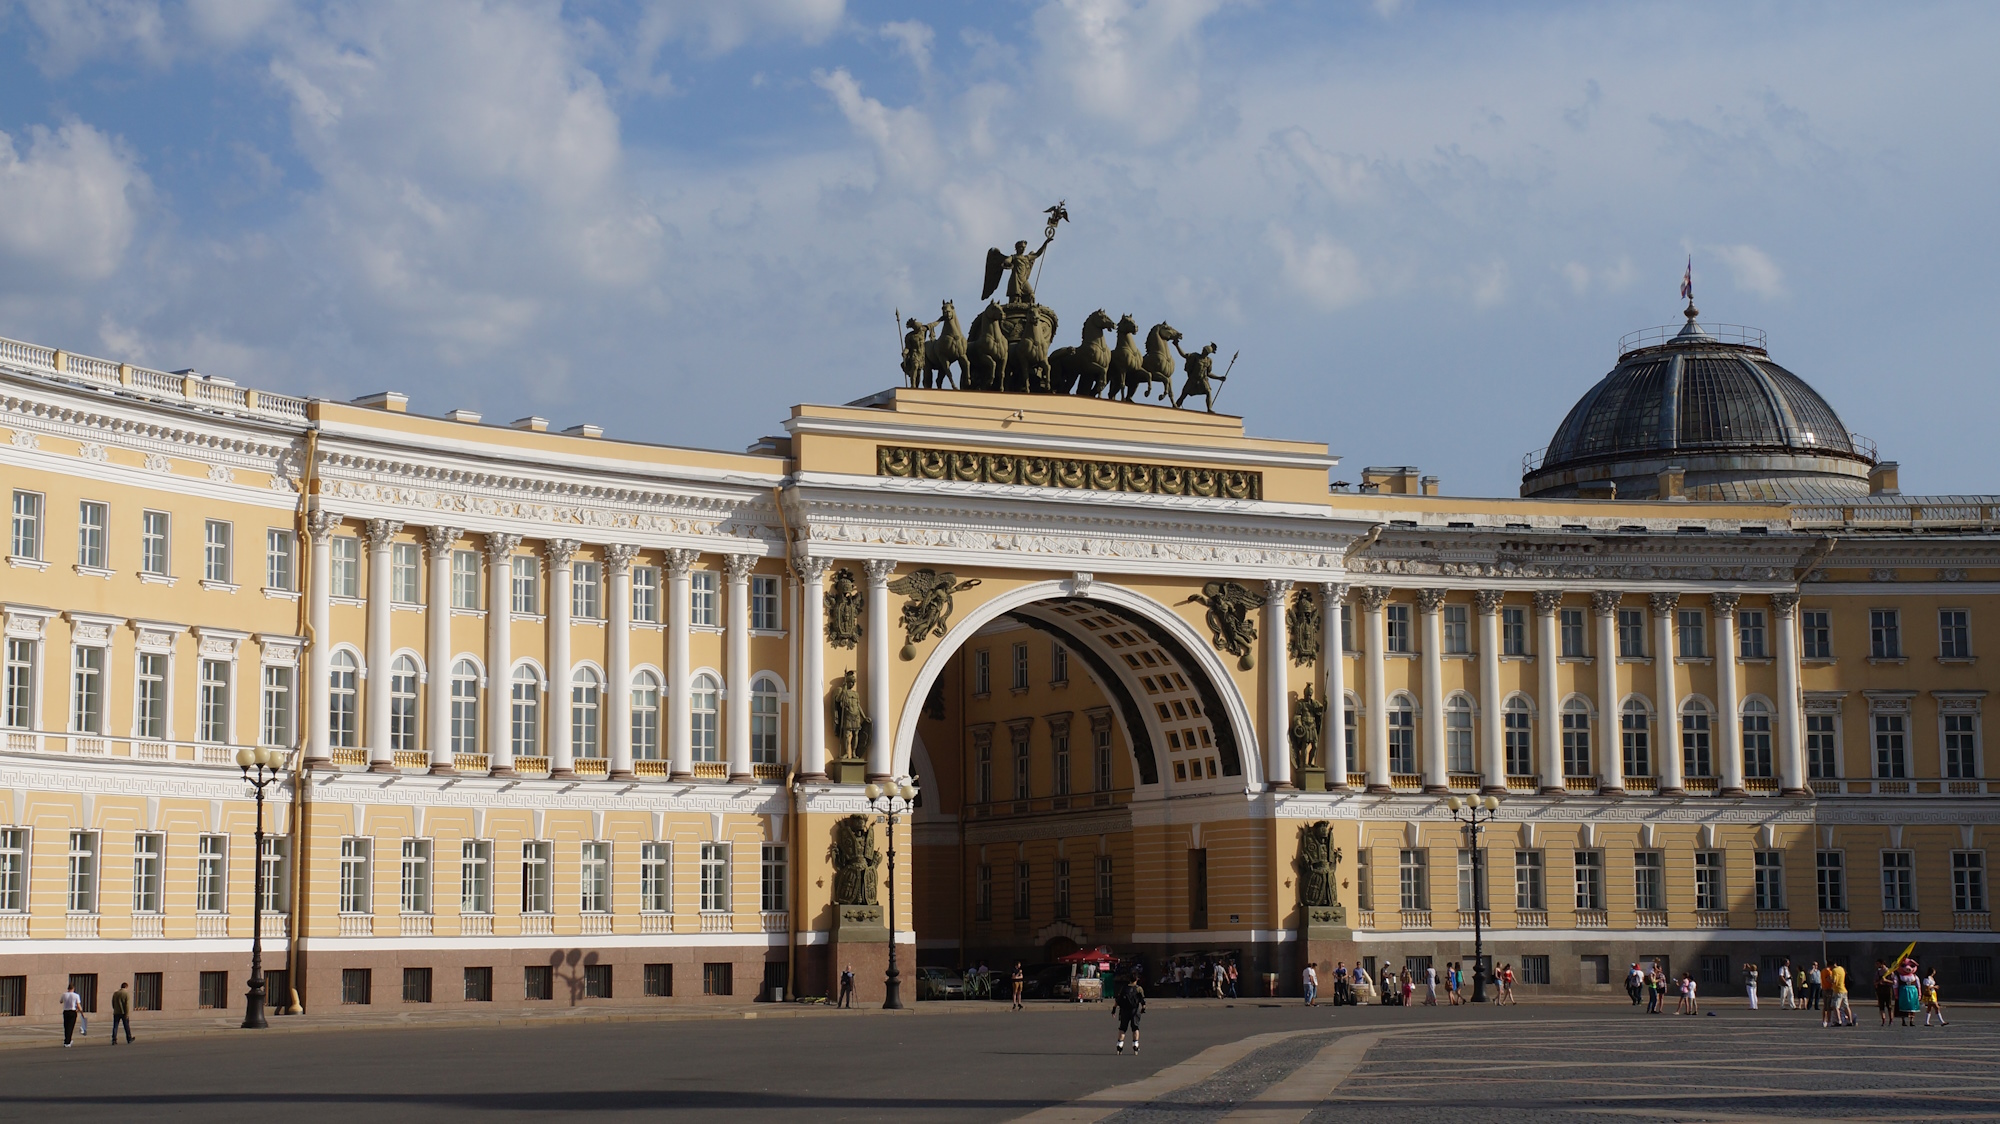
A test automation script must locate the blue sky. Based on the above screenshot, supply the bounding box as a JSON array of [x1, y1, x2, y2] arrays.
[[0, 1, 1995, 496]]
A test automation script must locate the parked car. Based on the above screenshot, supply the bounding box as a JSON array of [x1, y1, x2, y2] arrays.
[[916, 967, 966, 1000]]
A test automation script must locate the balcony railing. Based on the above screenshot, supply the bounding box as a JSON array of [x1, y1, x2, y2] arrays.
[[521, 913, 553, 935], [330, 747, 365, 767], [131, 913, 164, 939], [1356, 910, 1376, 929], [640, 912, 673, 934], [392, 750, 429, 771], [339, 914, 374, 937], [66, 914, 99, 939], [635, 760, 669, 778], [573, 757, 608, 778], [400, 914, 433, 937], [1947, 779, 1982, 795], [1448, 773, 1479, 790], [1684, 776, 1718, 793], [1809, 778, 1840, 796], [1820, 910, 1850, 931], [4, 731, 37, 753], [1346, 772, 1368, 789], [760, 910, 790, 933], [581, 912, 613, 935], [1391, 773, 1422, 791], [1564, 775, 1598, 793], [137, 740, 171, 761], [699, 912, 733, 933], [460, 913, 493, 936], [1625, 775, 1657, 792], [196, 914, 229, 938], [1635, 909, 1669, 929], [1954, 911, 1992, 932], [1883, 911, 1921, 931], [1456, 910, 1491, 929], [514, 756, 550, 776], [693, 761, 727, 779], [1575, 908, 1608, 929], [0, 331, 310, 422], [1694, 910, 1730, 929], [1515, 909, 1548, 929], [1745, 776, 1779, 792], [0, 914, 27, 939], [453, 753, 489, 774], [1399, 909, 1432, 929], [1755, 910, 1790, 930], [752, 763, 784, 781]]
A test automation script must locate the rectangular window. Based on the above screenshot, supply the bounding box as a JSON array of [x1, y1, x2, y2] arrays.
[[1095, 725, 1113, 792], [523, 965, 552, 1001], [1514, 851, 1544, 910], [0, 828, 22, 913], [1954, 851, 1987, 913], [521, 841, 551, 914], [10, 491, 42, 560], [403, 967, 433, 1004], [141, 510, 171, 576], [339, 838, 371, 915], [1446, 703, 1473, 773], [1944, 713, 1979, 778], [975, 738, 992, 804], [1941, 609, 1972, 659], [1561, 703, 1591, 778], [751, 574, 780, 631], [328, 534, 359, 597], [1011, 642, 1029, 690], [1699, 956, 1730, 987], [631, 566, 659, 624], [1388, 704, 1415, 774], [134, 652, 168, 740], [341, 969, 372, 1005], [1633, 851, 1665, 913], [974, 863, 992, 921], [1398, 848, 1428, 910], [196, 835, 226, 913], [1870, 609, 1901, 659], [133, 973, 161, 1012], [1694, 850, 1724, 911], [260, 665, 293, 747], [451, 549, 480, 609], [1620, 704, 1650, 778], [1188, 849, 1209, 929], [1455, 848, 1480, 911], [67, 974, 97, 1013], [1755, 851, 1785, 910], [1801, 609, 1832, 659], [199, 971, 229, 1009], [1504, 704, 1532, 776], [572, 561, 602, 619], [761, 843, 787, 913], [77, 501, 107, 569], [198, 658, 230, 744], [1341, 603, 1354, 652], [1356, 849, 1373, 911], [1013, 731, 1030, 800], [689, 570, 718, 627], [1442, 605, 1469, 654], [1501, 606, 1527, 655], [641, 842, 670, 913], [71, 645, 104, 734], [398, 840, 430, 914], [3, 637, 34, 729], [1573, 850, 1603, 911], [460, 840, 491, 915], [1559, 608, 1586, 657], [1682, 708, 1712, 777], [391, 542, 421, 604], [580, 841, 609, 913], [1816, 848, 1840, 912], [1806, 714, 1838, 778], [1385, 605, 1411, 653], [643, 963, 672, 997], [1052, 642, 1069, 682], [1881, 850, 1915, 912], [1617, 608, 1646, 658], [204, 520, 233, 584], [1873, 713, 1908, 778], [68, 830, 98, 913], [1053, 730, 1071, 795], [0, 976, 22, 1018], [1738, 610, 1767, 658], [1095, 855, 1114, 916], [510, 556, 538, 614], [584, 964, 612, 999], [1678, 610, 1706, 658], [1053, 859, 1071, 919], [258, 837, 288, 914], [973, 650, 990, 695], [699, 843, 728, 913], [1015, 862, 1031, 920], [1520, 955, 1550, 985], [132, 832, 163, 914], [265, 529, 295, 591], [702, 963, 733, 996]]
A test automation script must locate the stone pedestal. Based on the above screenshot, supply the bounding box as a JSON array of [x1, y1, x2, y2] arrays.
[[1298, 767, 1327, 793], [835, 758, 868, 786], [827, 903, 891, 1006], [1301, 905, 1359, 999]]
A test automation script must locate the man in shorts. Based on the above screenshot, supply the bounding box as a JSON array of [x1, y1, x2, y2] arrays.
[[1115, 973, 1147, 1054], [1823, 961, 1849, 1028]]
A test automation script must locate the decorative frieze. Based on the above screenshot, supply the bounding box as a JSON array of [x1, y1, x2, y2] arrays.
[[877, 444, 1262, 501]]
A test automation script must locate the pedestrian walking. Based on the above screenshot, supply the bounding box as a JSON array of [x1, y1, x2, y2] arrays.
[[109, 981, 134, 1044], [1302, 962, 1319, 1007], [1894, 959, 1921, 1026], [1011, 962, 1026, 1010], [1777, 959, 1795, 1010], [1645, 963, 1662, 1014], [1225, 962, 1239, 999], [1333, 962, 1351, 1006], [1805, 962, 1822, 1012], [59, 983, 82, 1047], [1921, 968, 1947, 1026], [1423, 963, 1438, 1006], [1744, 963, 1759, 1010], [1626, 962, 1643, 1006], [1501, 963, 1516, 1005], [1874, 959, 1895, 1027], [1685, 974, 1700, 1015], [1114, 972, 1147, 1054], [1448, 963, 1461, 1006], [1823, 961, 1850, 1028], [1400, 970, 1415, 1007], [838, 965, 855, 1009]]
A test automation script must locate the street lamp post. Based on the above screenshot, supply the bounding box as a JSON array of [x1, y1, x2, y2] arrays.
[[865, 778, 919, 1011], [237, 745, 286, 1029], [1446, 793, 1503, 1004]]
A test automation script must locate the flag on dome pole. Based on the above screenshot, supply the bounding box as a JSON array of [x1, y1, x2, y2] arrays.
[[1680, 257, 1693, 301]]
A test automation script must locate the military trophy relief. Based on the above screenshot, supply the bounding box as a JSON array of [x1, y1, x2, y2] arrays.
[[829, 813, 887, 938], [1187, 580, 1265, 671], [896, 202, 1237, 411], [824, 567, 863, 650], [1297, 820, 1350, 938], [887, 568, 980, 660]]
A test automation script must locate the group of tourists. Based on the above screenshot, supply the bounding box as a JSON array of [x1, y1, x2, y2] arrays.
[[1617, 955, 1949, 1028], [1159, 958, 1238, 999], [1302, 961, 1516, 1008], [1874, 958, 1949, 1027]]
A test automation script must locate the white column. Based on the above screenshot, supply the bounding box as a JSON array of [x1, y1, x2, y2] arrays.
[[1264, 580, 1294, 790], [1534, 590, 1564, 794], [863, 558, 897, 781], [424, 525, 462, 774], [1319, 583, 1348, 787], [363, 518, 402, 772], [1358, 586, 1391, 792], [544, 539, 580, 776], [1418, 588, 1448, 793], [1713, 593, 1745, 796], [605, 544, 639, 780], [794, 556, 833, 779], [1652, 593, 1683, 795], [484, 533, 521, 774], [665, 549, 698, 780], [726, 555, 755, 782], [1593, 591, 1623, 794], [1475, 590, 1505, 794], [304, 509, 340, 765], [1774, 592, 1806, 795]]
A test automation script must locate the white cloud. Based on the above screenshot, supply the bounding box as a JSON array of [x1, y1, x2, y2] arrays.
[[0, 122, 146, 283], [636, 0, 844, 55], [17, 0, 172, 74], [1031, 0, 1234, 143], [1268, 226, 1370, 310], [1708, 243, 1784, 298], [1468, 258, 1509, 308], [814, 68, 939, 186], [1373, 0, 1409, 18], [1558, 256, 1635, 296], [880, 19, 934, 75]]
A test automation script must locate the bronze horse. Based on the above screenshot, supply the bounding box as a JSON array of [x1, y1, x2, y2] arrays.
[[1049, 309, 1117, 396], [923, 300, 967, 389]]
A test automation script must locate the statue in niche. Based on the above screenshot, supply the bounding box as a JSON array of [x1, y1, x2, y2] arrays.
[[829, 669, 867, 763], [1187, 580, 1265, 670], [1287, 586, 1321, 666], [829, 814, 882, 906], [1289, 685, 1325, 773], [1298, 820, 1342, 910], [825, 567, 863, 650], [887, 568, 982, 660]]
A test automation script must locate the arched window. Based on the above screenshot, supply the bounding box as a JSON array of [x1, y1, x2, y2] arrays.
[[571, 667, 602, 759], [329, 651, 359, 749], [1561, 699, 1592, 778], [631, 671, 661, 760], [510, 667, 540, 758], [1742, 698, 1773, 778], [691, 673, 720, 763], [750, 676, 781, 765], [1387, 695, 1416, 775], [449, 661, 479, 756], [389, 655, 420, 752], [1503, 698, 1532, 777], [1681, 699, 1713, 778], [1444, 696, 1475, 774], [1620, 699, 1651, 779]]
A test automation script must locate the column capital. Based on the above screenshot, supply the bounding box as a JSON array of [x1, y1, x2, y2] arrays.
[[792, 554, 833, 584], [862, 558, 897, 584], [1265, 577, 1295, 599], [663, 548, 700, 577], [723, 554, 756, 583], [1416, 588, 1448, 614], [1649, 591, 1681, 615], [1355, 585, 1391, 613], [304, 509, 344, 541], [423, 525, 464, 559], [602, 543, 641, 575], [1591, 590, 1621, 618], [483, 532, 523, 562], [543, 538, 583, 570], [1318, 581, 1350, 605], [1711, 592, 1742, 614], [1473, 589, 1505, 615], [1532, 589, 1565, 616], [363, 518, 404, 550], [1771, 591, 1801, 618]]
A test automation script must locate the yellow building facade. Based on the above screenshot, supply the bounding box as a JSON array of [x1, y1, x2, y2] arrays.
[[0, 315, 1993, 1019]]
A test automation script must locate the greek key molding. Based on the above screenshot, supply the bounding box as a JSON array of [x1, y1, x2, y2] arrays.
[[877, 444, 1262, 501]]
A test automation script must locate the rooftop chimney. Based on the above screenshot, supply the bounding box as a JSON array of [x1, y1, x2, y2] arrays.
[[352, 391, 409, 413], [1869, 461, 1899, 496]]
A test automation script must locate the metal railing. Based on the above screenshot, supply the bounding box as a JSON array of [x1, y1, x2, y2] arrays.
[[1617, 322, 1767, 355], [0, 333, 309, 424]]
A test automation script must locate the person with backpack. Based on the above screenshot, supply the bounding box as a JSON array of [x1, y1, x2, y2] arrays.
[[1114, 973, 1147, 1054]]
